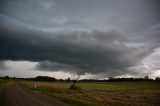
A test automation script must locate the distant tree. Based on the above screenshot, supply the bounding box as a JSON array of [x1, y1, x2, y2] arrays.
[[59, 79, 64, 81], [155, 77, 160, 81], [3, 76, 9, 80], [66, 77, 70, 82], [34, 76, 57, 82], [144, 75, 149, 80], [109, 77, 113, 80]]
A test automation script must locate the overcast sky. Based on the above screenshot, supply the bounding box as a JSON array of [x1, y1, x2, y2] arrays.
[[0, 0, 160, 79]]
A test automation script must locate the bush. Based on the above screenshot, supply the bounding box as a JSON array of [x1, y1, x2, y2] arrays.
[[70, 85, 81, 90], [69, 81, 81, 90]]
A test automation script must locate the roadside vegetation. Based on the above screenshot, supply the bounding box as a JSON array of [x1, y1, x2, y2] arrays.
[[0, 76, 12, 91], [22, 80, 160, 106], [0, 77, 12, 105]]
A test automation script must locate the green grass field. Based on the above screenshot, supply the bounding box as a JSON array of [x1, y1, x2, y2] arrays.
[[22, 81, 160, 106]]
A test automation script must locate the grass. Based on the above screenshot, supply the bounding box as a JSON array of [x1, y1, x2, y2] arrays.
[[46, 93, 98, 106], [22, 81, 160, 106], [32, 86, 57, 93], [0, 79, 12, 105], [0, 78, 12, 91]]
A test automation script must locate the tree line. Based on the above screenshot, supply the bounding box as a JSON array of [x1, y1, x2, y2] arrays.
[[0, 75, 160, 82]]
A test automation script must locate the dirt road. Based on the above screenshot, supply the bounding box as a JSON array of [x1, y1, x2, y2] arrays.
[[1, 82, 70, 106]]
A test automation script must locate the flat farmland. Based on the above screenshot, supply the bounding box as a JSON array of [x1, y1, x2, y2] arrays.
[[22, 81, 160, 106]]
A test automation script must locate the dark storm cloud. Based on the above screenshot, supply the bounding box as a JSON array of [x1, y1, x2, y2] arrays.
[[0, 0, 160, 76], [0, 26, 160, 75]]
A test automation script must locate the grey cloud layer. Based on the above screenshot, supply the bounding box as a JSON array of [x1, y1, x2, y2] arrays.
[[1, 0, 160, 31], [0, 0, 160, 76], [0, 61, 9, 70], [0, 26, 160, 75]]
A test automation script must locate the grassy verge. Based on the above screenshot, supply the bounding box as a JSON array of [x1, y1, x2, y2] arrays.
[[0, 78, 12, 91], [28, 84, 98, 106], [0, 79, 12, 105]]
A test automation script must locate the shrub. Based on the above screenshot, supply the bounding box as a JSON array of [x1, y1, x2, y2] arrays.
[[69, 81, 81, 90]]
